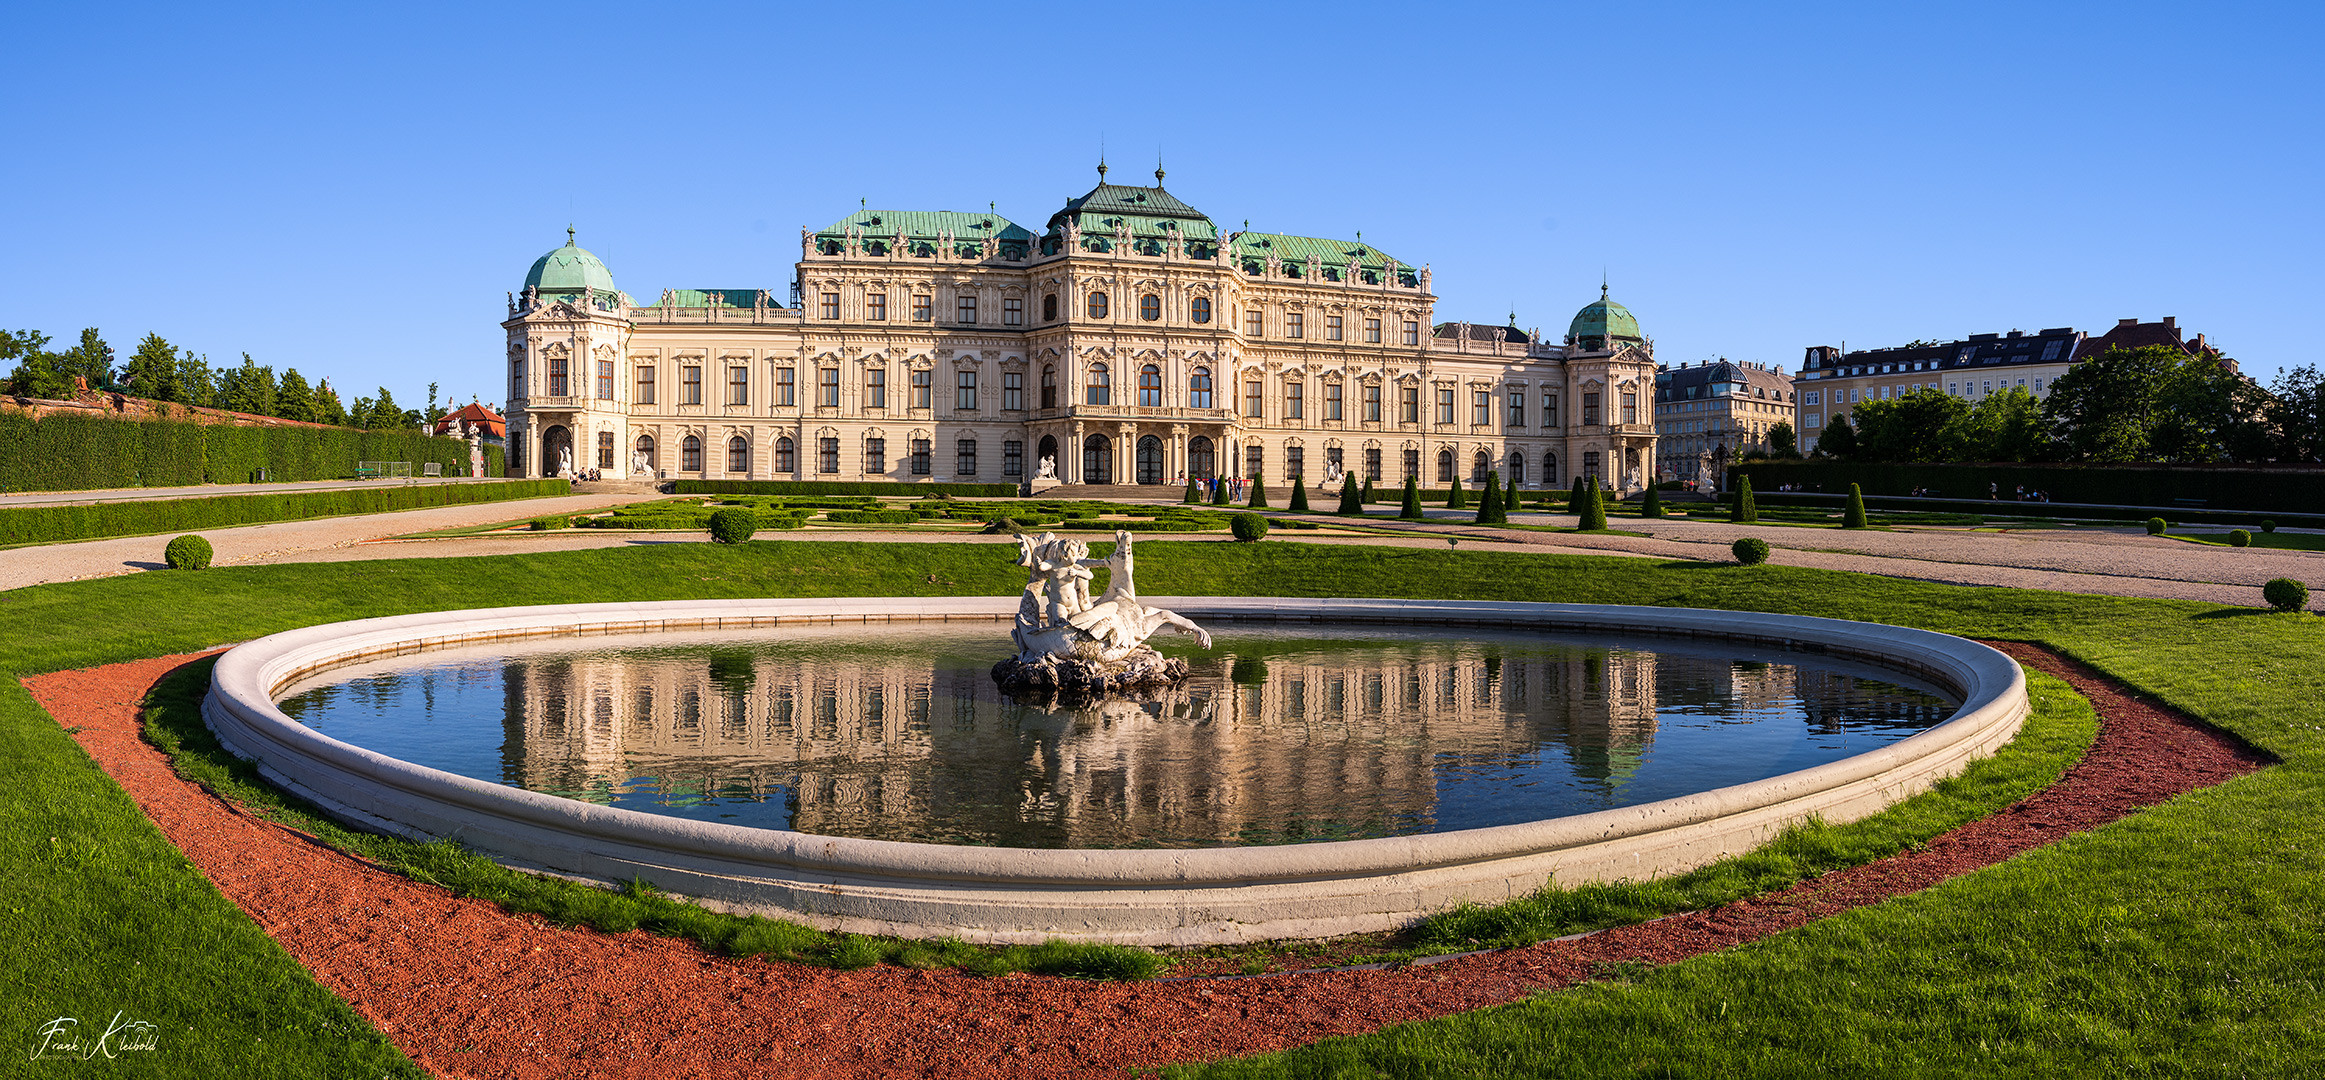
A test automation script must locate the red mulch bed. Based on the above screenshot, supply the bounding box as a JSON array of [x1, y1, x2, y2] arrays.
[[24, 642, 2263, 1080]]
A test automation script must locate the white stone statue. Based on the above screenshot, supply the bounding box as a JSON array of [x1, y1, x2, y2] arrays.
[[631, 448, 650, 476], [1035, 454, 1058, 479], [997, 531, 1210, 693], [557, 446, 574, 478], [1323, 460, 1344, 485]]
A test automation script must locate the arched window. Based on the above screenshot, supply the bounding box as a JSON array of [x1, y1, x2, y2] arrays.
[[635, 434, 657, 471], [1437, 448, 1455, 483], [1508, 451, 1525, 486], [727, 436, 750, 473], [597, 430, 615, 469], [1189, 367, 1213, 410], [1190, 296, 1212, 324], [1040, 365, 1056, 409], [1042, 294, 1058, 321], [1086, 363, 1110, 406], [1140, 294, 1161, 321], [1139, 364, 1162, 407], [775, 436, 795, 472], [1087, 291, 1109, 318], [1543, 451, 1558, 485], [1472, 451, 1489, 484], [681, 434, 703, 472]]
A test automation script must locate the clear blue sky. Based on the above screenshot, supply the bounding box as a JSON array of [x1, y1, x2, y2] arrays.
[[6, 1, 2316, 410]]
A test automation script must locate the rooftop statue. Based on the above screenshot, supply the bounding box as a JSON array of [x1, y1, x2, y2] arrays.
[[995, 531, 1210, 696]]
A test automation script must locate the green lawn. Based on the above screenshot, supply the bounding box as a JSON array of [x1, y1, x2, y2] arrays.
[[6, 541, 2323, 1077]]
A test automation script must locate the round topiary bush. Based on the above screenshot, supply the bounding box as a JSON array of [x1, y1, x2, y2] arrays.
[[163, 534, 213, 570], [707, 508, 757, 544], [2229, 529, 2252, 548], [2146, 517, 2168, 535], [2262, 519, 2278, 534], [1230, 513, 1269, 542], [1732, 537, 1769, 565], [2263, 577, 2309, 613]]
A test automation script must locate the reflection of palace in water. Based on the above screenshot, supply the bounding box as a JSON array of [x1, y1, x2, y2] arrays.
[[491, 640, 1945, 847]]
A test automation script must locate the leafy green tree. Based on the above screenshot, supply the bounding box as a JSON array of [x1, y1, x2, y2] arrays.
[[2044, 344, 2268, 463], [276, 368, 316, 422], [53, 329, 117, 392], [1962, 387, 2049, 461], [1337, 474, 1362, 514], [1767, 420, 1798, 457], [2, 329, 67, 399], [219, 353, 278, 416], [367, 386, 405, 430], [1814, 413, 1859, 459], [424, 382, 445, 425], [1852, 389, 1970, 463], [348, 394, 376, 429], [1398, 475, 1422, 519], [313, 380, 347, 426], [121, 333, 183, 402], [2266, 364, 2323, 462], [175, 352, 219, 408]]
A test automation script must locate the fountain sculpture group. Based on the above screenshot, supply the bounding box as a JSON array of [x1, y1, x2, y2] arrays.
[[993, 530, 1212, 695]]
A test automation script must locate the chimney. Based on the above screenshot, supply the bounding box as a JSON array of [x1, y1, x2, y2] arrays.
[[2117, 318, 2138, 329], [2163, 316, 2176, 330]]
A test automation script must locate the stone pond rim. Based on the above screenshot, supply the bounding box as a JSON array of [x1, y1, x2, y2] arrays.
[[201, 597, 2029, 946]]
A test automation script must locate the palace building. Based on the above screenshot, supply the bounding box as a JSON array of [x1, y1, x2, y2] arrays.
[[501, 166, 1659, 492]]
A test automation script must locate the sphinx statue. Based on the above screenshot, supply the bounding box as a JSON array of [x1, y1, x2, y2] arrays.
[[994, 530, 1210, 695]]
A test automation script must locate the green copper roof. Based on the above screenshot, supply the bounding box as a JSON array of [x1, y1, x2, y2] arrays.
[[1046, 172, 1211, 233], [524, 230, 617, 295], [813, 210, 1034, 259], [1567, 286, 1643, 344], [658, 289, 770, 309], [1228, 231, 1413, 285]]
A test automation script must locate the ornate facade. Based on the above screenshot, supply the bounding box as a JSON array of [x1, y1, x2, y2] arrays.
[[502, 168, 1659, 492]]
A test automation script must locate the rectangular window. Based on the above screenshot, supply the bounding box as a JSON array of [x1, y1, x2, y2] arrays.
[[1245, 309, 1263, 336], [956, 370, 977, 411], [776, 366, 796, 406], [1507, 390, 1524, 427], [1365, 318, 1382, 343], [911, 294, 932, 321], [819, 292, 839, 319], [597, 359, 614, 400], [634, 366, 655, 405], [1286, 445, 1304, 478], [1806, 413, 1821, 428], [511, 358, 526, 399], [2033, 377, 2045, 393], [1003, 440, 1023, 476], [1435, 388, 1454, 426], [1402, 320, 1419, 346], [1245, 444, 1262, 478], [1244, 380, 1263, 418], [680, 365, 701, 404], [1285, 381, 1303, 419], [1402, 385, 1422, 423], [1003, 297, 1023, 326], [910, 439, 930, 475], [819, 368, 839, 407], [1326, 315, 1343, 341], [1003, 371, 1023, 411], [2041, 340, 2063, 362], [1583, 392, 1601, 426], [1473, 390, 1491, 426], [1325, 382, 1343, 420], [1544, 393, 1559, 428], [866, 292, 886, 321], [548, 358, 569, 397], [1365, 384, 1383, 422], [1287, 312, 1304, 339], [864, 367, 884, 409], [912, 369, 931, 409], [956, 294, 977, 324], [956, 439, 977, 476], [818, 437, 839, 473], [1805, 390, 1820, 406], [1622, 392, 1638, 425], [1365, 447, 1382, 481], [865, 437, 886, 473], [1982, 380, 1992, 395], [1401, 448, 1419, 480], [719, 366, 744, 405]]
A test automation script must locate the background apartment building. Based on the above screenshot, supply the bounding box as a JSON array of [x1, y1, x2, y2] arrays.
[[1653, 359, 1796, 487]]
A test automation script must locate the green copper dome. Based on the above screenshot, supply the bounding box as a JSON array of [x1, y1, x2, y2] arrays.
[[1567, 285, 1643, 347], [524, 228, 617, 296]]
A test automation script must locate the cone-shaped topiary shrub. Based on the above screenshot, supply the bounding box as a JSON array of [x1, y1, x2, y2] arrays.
[[1579, 477, 1609, 531], [164, 534, 212, 570], [1183, 477, 1201, 504], [1230, 513, 1269, 542], [1247, 473, 1268, 509], [2263, 577, 2309, 613], [1399, 476, 1423, 519], [1642, 485, 1665, 518], [1844, 484, 1869, 529], [1288, 476, 1309, 513], [707, 508, 757, 544], [1732, 475, 1758, 523], [1338, 474, 1363, 515], [1213, 479, 1232, 506], [1569, 475, 1588, 519], [1732, 537, 1770, 565], [2230, 529, 2253, 548], [1447, 476, 1466, 510], [1475, 472, 1505, 524], [1361, 476, 1375, 505], [2146, 517, 2168, 535], [1504, 477, 1525, 516]]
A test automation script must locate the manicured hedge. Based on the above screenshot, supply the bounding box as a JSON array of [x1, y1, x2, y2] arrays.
[[1729, 460, 2325, 516], [674, 480, 1017, 497], [0, 479, 568, 546], [823, 510, 923, 525], [1052, 518, 1224, 532], [0, 409, 497, 492]]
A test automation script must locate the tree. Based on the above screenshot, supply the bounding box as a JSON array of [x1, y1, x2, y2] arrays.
[[313, 380, 347, 426], [2266, 365, 2323, 462], [425, 382, 445, 425], [2044, 344, 2268, 463], [276, 368, 316, 422], [1767, 420, 1798, 457], [1288, 475, 1309, 513], [2, 329, 66, 399], [1815, 413, 1859, 459], [218, 353, 278, 416], [1961, 387, 2049, 462], [53, 329, 117, 392], [1397, 475, 1422, 519], [1337, 474, 1362, 514], [121, 333, 183, 402], [1851, 389, 1970, 463], [367, 386, 405, 430], [1475, 471, 1505, 524], [175, 353, 219, 408]]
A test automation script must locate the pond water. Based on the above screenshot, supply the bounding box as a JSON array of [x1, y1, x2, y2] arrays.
[[275, 624, 1956, 849]]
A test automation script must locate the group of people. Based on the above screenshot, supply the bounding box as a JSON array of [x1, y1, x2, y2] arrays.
[[1181, 474, 1250, 502]]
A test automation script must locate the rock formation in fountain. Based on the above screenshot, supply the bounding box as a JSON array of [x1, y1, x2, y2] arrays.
[[994, 530, 1212, 695]]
